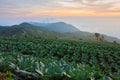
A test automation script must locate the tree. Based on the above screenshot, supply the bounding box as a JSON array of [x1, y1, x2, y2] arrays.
[[113, 41, 117, 44], [95, 33, 100, 41]]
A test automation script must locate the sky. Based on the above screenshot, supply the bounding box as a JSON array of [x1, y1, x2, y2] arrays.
[[0, 0, 120, 38], [1, 0, 120, 17]]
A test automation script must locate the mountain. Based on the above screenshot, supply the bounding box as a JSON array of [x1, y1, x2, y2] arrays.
[[29, 22, 80, 33], [0, 22, 120, 43], [0, 23, 63, 38], [29, 22, 49, 26]]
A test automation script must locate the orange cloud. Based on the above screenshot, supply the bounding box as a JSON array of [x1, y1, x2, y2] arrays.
[[1, 0, 120, 18], [25, 9, 120, 17]]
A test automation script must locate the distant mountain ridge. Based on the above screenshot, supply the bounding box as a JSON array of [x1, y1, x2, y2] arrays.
[[29, 22, 80, 32], [0, 22, 120, 43]]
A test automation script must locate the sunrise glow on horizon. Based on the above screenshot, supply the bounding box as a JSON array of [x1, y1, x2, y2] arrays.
[[0, 0, 120, 18]]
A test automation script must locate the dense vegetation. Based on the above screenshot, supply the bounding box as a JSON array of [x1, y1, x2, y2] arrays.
[[0, 37, 120, 80]]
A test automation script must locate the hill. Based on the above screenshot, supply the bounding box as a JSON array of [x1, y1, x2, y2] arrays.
[[0, 22, 120, 43], [0, 23, 63, 38]]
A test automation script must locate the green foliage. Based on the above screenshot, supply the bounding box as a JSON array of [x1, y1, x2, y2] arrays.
[[0, 71, 13, 80], [0, 37, 120, 80]]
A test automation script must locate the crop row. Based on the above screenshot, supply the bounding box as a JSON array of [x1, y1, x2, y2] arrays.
[[0, 37, 120, 80]]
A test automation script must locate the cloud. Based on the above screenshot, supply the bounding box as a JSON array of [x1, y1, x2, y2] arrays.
[[0, 0, 120, 17]]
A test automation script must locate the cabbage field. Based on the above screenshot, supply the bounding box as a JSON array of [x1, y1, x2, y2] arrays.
[[0, 37, 120, 80]]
